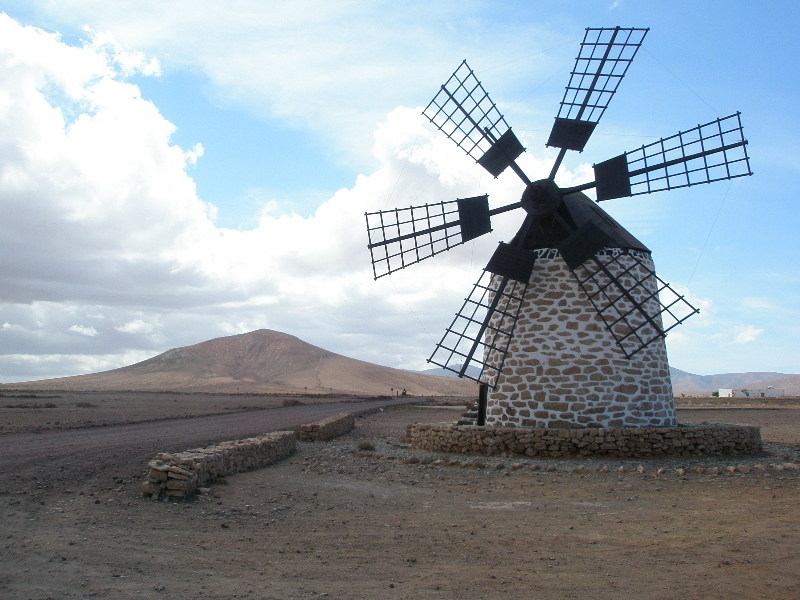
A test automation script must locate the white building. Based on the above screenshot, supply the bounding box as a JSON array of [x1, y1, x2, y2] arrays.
[[718, 387, 784, 398]]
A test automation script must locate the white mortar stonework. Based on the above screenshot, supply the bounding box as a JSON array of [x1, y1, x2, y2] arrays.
[[485, 249, 676, 429]]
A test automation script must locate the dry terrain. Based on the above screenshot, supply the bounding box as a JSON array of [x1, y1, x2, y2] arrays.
[[0, 390, 394, 434], [1, 394, 798, 600]]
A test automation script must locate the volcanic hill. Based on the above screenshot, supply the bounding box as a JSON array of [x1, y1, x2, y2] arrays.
[[3, 329, 477, 396], [669, 368, 800, 396]]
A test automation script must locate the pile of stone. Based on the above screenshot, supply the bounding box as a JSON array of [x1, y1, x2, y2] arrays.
[[140, 430, 296, 500], [297, 412, 355, 441], [407, 423, 762, 458]]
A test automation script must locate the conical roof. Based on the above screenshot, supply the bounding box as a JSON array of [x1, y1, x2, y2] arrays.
[[512, 191, 649, 253]]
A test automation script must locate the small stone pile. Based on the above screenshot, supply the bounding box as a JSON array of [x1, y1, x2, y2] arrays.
[[140, 431, 296, 500], [297, 413, 355, 441], [407, 423, 762, 458]]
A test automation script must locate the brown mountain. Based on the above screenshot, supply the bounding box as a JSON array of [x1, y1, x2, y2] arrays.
[[2, 329, 477, 396], [670, 368, 800, 396]]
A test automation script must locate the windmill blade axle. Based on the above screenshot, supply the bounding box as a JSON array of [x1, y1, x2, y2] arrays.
[[629, 140, 748, 179], [570, 25, 622, 123], [367, 216, 456, 250]]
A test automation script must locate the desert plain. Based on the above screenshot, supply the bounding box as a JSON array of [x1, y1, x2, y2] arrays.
[[0, 391, 798, 599]]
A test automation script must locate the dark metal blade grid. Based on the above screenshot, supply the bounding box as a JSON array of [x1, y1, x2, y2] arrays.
[[423, 60, 512, 164], [569, 251, 699, 358], [556, 27, 648, 125], [428, 270, 528, 388], [365, 200, 464, 279], [626, 113, 751, 196]]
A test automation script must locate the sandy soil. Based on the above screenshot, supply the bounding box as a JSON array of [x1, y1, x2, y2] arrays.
[[1, 396, 798, 600]]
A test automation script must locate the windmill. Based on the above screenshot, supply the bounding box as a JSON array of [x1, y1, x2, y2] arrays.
[[365, 27, 751, 428]]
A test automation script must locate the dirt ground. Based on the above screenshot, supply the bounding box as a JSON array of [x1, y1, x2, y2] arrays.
[[1, 396, 798, 600], [0, 390, 376, 434]]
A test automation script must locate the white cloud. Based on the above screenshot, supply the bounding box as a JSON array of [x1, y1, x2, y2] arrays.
[[83, 27, 161, 77], [115, 319, 154, 334], [733, 325, 763, 345], [68, 324, 99, 336], [15, 2, 566, 167], [0, 13, 222, 306], [0, 350, 156, 383]]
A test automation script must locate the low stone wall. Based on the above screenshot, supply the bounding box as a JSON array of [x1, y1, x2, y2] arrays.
[[407, 423, 762, 458], [140, 431, 296, 500], [298, 412, 355, 441]]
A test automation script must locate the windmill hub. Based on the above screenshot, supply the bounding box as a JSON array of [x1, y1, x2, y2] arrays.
[[521, 179, 561, 217]]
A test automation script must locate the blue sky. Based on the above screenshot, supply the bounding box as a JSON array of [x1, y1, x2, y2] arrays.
[[0, 1, 798, 382], [136, 71, 354, 228]]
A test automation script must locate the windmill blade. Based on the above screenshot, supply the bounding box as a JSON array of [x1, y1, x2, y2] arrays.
[[547, 27, 648, 154], [428, 244, 535, 388], [559, 225, 698, 358], [592, 113, 752, 201], [423, 60, 529, 183], [366, 196, 491, 279], [366, 195, 527, 279]]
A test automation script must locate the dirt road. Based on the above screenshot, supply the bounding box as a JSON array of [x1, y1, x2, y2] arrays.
[[1, 399, 798, 599]]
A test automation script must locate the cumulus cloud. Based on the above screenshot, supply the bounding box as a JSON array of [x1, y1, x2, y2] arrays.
[[114, 319, 154, 334], [1, 350, 157, 381], [733, 325, 763, 345], [68, 324, 99, 337], [17, 1, 566, 167], [0, 14, 570, 380], [83, 27, 161, 77], [0, 14, 223, 306]]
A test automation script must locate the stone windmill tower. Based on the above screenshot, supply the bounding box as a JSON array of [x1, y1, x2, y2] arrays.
[[366, 27, 751, 428]]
